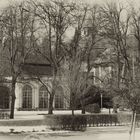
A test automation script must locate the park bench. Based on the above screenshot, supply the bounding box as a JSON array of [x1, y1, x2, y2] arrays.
[[0, 109, 10, 119]]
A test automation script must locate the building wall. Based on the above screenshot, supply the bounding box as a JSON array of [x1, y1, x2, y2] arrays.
[[90, 65, 112, 86], [14, 77, 69, 111], [1, 64, 112, 111]]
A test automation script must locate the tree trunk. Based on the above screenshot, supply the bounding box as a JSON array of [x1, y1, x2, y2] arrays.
[[81, 106, 85, 114], [10, 79, 16, 119], [72, 109, 74, 116], [48, 93, 54, 114], [70, 92, 75, 116], [138, 40, 140, 63], [71, 101, 75, 116], [117, 49, 121, 88], [48, 66, 57, 114], [81, 98, 86, 114], [129, 110, 136, 140]]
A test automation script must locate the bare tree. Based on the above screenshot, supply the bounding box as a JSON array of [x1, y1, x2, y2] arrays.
[[79, 4, 108, 114], [0, 2, 36, 119], [131, 7, 140, 62], [28, 0, 76, 114], [100, 2, 140, 140], [100, 2, 131, 86], [59, 3, 89, 115]]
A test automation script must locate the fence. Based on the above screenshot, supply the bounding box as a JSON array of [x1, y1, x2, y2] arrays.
[[86, 114, 132, 127], [44, 113, 138, 130], [0, 109, 10, 119]]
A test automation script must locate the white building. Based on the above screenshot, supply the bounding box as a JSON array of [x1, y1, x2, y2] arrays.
[[0, 62, 69, 111]]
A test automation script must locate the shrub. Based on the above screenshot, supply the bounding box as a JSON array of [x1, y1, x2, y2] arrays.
[[44, 115, 87, 131], [44, 114, 134, 129], [85, 103, 100, 113]]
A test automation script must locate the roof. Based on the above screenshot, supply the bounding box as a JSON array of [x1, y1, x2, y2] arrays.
[[25, 52, 50, 65], [22, 52, 52, 76], [0, 49, 52, 77], [21, 63, 52, 76]]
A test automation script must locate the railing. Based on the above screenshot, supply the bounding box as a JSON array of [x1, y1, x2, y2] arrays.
[[0, 109, 10, 119], [86, 114, 131, 127]]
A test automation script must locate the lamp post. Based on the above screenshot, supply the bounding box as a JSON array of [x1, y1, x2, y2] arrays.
[[101, 93, 103, 110], [99, 66, 103, 111]]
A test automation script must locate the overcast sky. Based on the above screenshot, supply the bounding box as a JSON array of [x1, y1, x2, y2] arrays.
[[0, 0, 140, 8], [0, 0, 139, 39]]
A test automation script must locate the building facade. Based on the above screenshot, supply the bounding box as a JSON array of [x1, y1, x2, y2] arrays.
[[0, 78, 69, 111], [0, 62, 69, 111], [0, 44, 113, 111]]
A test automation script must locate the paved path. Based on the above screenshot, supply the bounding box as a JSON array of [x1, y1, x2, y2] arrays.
[[0, 126, 139, 140]]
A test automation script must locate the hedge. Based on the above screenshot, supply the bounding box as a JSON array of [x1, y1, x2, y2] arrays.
[[44, 115, 87, 131], [44, 113, 136, 130], [1, 113, 140, 128]]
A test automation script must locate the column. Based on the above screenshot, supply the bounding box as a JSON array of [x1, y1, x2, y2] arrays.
[[15, 83, 22, 110], [32, 83, 39, 110], [34, 85, 39, 109]]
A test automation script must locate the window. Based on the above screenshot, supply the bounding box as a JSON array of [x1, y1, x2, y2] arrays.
[[39, 86, 48, 109], [22, 85, 32, 109], [55, 86, 64, 109], [0, 86, 9, 109]]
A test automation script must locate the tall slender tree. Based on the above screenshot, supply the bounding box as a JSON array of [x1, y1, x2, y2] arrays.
[[0, 2, 36, 118], [100, 2, 140, 140], [29, 0, 76, 114]]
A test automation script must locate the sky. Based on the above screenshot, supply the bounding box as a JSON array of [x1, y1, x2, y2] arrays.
[[0, 0, 140, 9], [0, 0, 140, 7], [0, 0, 8, 8], [0, 0, 140, 39]]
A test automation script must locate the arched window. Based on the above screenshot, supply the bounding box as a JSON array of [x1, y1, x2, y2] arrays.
[[0, 86, 9, 109], [55, 86, 64, 109], [22, 85, 32, 109], [39, 86, 48, 109]]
